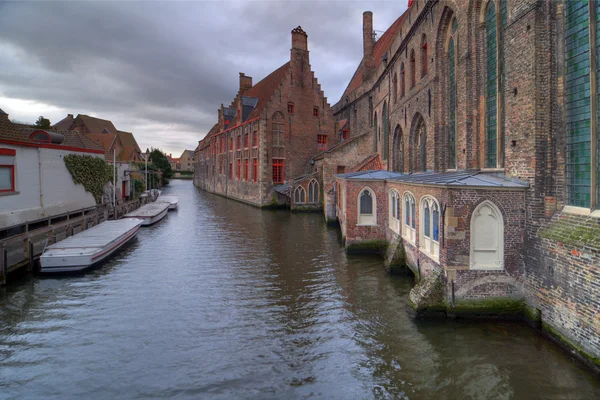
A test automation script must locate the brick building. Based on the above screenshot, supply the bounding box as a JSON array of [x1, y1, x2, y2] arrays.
[[194, 27, 336, 207], [332, 0, 600, 371]]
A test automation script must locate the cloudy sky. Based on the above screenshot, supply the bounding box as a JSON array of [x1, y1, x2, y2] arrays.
[[0, 0, 407, 156]]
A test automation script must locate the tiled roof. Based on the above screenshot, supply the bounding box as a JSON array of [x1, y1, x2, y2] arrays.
[[0, 115, 27, 142], [52, 114, 75, 131], [117, 130, 141, 153], [337, 170, 529, 189], [245, 62, 290, 120], [343, 11, 408, 97], [273, 183, 291, 196], [61, 131, 105, 151], [77, 114, 117, 134], [351, 153, 382, 172], [86, 133, 117, 151]]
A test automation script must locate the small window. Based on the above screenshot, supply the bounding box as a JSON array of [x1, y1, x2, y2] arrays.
[[341, 129, 349, 140], [237, 159, 241, 180], [358, 188, 377, 225], [287, 103, 295, 114], [272, 158, 284, 183], [294, 186, 306, 204], [313, 107, 319, 117], [244, 133, 249, 149], [0, 149, 16, 193], [337, 166, 345, 174], [229, 137, 233, 151], [253, 158, 258, 182], [236, 136, 241, 150], [252, 131, 258, 147], [317, 135, 328, 150], [244, 159, 248, 181], [229, 162, 233, 180]]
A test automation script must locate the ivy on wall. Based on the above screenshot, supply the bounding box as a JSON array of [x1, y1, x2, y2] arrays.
[[64, 154, 114, 204]]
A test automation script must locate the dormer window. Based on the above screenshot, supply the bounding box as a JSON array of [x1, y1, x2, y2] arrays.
[[287, 103, 295, 114], [313, 107, 319, 117]]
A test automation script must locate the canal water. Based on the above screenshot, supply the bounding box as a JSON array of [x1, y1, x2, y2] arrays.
[[0, 180, 598, 399]]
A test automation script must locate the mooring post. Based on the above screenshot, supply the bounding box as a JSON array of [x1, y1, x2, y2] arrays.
[[1, 247, 7, 286], [28, 239, 34, 274]]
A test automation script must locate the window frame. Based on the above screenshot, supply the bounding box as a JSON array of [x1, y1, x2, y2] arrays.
[[294, 186, 306, 204], [470, 200, 504, 270], [389, 189, 400, 234], [402, 191, 416, 244], [308, 179, 319, 203], [272, 158, 284, 184], [0, 148, 16, 193], [317, 134, 328, 150], [419, 196, 440, 261], [313, 107, 319, 118], [287, 103, 295, 114], [357, 187, 377, 226]]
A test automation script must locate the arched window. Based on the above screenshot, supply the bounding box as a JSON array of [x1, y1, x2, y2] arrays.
[[410, 49, 416, 88], [448, 17, 458, 169], [470, 200, 504, 269], [389, 189, 400, 234], [373, 112, 378, 153], [392, 125, 404, 172], [382, 101, 390, 161], [400, 63, 406, 98], [402, 192, 416, 243], [358, 188, 377, 225], [421, 34, 428, 78], [485, 1, 499, 168], [420, 196, 440, 260], [411, 115, 426, 172], [294, 186, 306, 204], [393, 72, 398, 104], [308, 179, 319, 203], [564, 1, 600, 209]]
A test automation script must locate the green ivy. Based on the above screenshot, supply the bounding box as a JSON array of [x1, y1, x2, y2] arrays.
[[64, 154, 114, 204]]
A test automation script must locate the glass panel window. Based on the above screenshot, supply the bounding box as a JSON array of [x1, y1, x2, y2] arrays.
[[272, 159, 284, 183], [0, 166, 13, 191], [317, 135, 328, 150], [432, 204, 439, 241], [424, 203, 431, 237], [360, 190, 373, 214]]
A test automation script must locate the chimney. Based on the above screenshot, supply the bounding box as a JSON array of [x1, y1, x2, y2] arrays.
[[68, 114, 73, 118], [239, 73, 252, 93], [362, 11, 376, 79], [291, 26, 308, 52]]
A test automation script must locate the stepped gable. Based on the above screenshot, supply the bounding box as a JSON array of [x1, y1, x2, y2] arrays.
[[244, 62, 290, 120], [342, 11, 407, 98]]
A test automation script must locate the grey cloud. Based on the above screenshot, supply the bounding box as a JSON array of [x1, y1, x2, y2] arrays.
[[0, 1, 406, 154]]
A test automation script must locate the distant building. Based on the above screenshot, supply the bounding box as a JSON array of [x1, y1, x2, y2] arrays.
[[179, 150, 194, 171], [194, 26, 335, 207]]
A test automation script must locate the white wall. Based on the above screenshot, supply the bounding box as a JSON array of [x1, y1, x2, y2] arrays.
[[0, 144, 99, 229]]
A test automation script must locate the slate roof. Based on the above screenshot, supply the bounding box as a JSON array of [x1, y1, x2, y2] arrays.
[[273, 183, 291, 196], [337, 170, 529, 189], [342, 11, 408, 97]]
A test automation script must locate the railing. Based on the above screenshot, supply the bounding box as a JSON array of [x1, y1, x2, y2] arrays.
[[0, 197, 148, 285]]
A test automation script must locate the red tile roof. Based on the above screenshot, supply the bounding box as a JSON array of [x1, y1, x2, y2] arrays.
[[343, 11, 407, 97], [86, 133, 117, 151], [245, 62, 290, 120]]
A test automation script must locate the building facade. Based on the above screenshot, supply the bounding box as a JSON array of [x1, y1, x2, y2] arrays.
[[194, 27, 336, 207], [332, 0, 600, 371]]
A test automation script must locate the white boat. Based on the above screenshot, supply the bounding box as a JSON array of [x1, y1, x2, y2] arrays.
[[156, 195, 179, 210], [40, 218, 143, 273], [123, 202, 169, 226]]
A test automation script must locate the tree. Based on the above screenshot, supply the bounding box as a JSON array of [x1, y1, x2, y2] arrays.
[[34, 116, 51, 129], [149, 148, 173, 184]]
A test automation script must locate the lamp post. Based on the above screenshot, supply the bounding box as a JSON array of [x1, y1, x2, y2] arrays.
[[145, 149, 149, 191]]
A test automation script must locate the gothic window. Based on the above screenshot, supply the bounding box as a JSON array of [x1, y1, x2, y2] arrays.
[[294, 186, 306, 204], [420, 196, 440, 260], [308, 179, 319, 203], [389, 189, 400, 234], [421, 34, 428, 78], [448, 17, 458, 169], [393, 72, 398, 104], [400, 63, 406, 98], [564, 1, 600, 209], [410, 49, 416, 88], [402, 192, 416, 243], [411, 115, 426, 172], [358, 188, 377, 225], [484, 0, 502, 168], [470, 201, 504, 269], [392, 125, 404, 172], [382, 101, 390, 161]]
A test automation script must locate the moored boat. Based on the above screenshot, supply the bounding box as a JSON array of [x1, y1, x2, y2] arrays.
[[156, 195, 179, 210], [40, 218, 143, 273], [123, 202, 170, 226]]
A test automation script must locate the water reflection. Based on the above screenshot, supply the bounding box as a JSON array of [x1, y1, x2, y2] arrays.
[[0, 180, 598, 400]]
